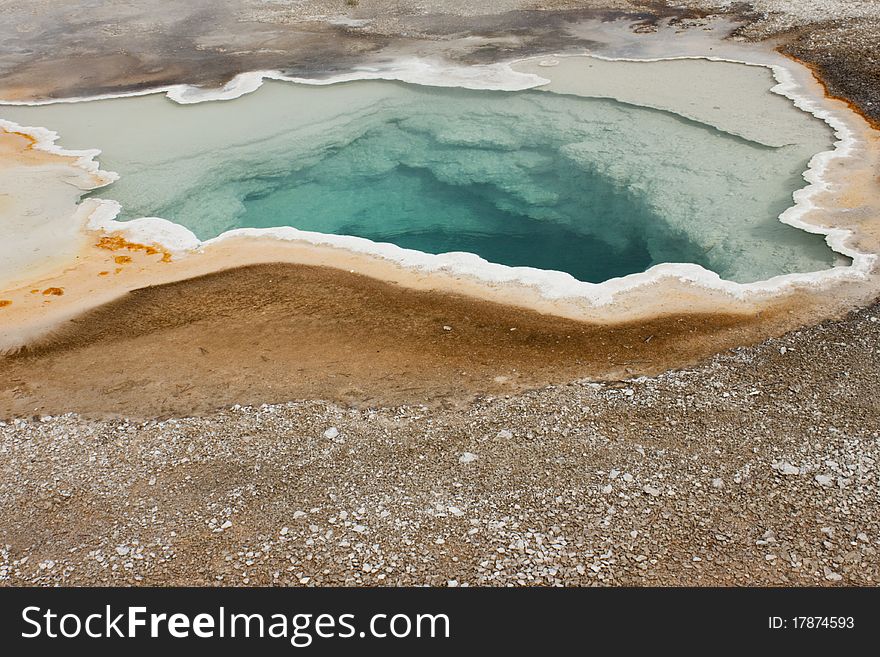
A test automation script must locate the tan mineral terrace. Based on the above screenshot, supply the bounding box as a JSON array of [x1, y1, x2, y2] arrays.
[[1, 46, 879, 366]]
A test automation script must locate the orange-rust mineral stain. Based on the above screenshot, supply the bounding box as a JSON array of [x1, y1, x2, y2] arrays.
[[30, 289, 39, 294], [42, 287, 64, 296], [114, 255, 132, 265], [7, 129, 38, 148], [98, 235, 168, 257], [96, 235, 140, 251], [98, 271, 109, 276], [0, 299, 11, 308]]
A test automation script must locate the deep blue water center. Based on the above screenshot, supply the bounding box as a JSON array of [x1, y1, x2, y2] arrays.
[[238, 136, 699, 283]]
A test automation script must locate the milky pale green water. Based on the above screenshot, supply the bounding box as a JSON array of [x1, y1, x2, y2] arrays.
[[0, 76, 838, 283]]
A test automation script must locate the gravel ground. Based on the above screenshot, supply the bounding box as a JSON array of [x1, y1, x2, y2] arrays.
[[2, 300, 879, 586]]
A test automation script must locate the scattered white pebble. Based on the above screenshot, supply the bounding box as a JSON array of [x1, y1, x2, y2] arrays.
[[773, 461, 800, 476]]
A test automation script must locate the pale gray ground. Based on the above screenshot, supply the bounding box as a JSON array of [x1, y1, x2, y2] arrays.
[[1, 2, 879, 122], [1, 1, 879, 586]]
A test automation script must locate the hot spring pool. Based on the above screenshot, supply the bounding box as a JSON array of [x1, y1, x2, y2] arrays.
[[0, 72, 840, 284]]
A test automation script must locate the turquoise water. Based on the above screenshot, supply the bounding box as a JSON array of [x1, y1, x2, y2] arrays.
[[235, 126, 700, 282], [0, 78, 838, 283]]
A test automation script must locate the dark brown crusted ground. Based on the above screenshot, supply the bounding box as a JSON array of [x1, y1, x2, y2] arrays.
[[1, 262, 770, 419]]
